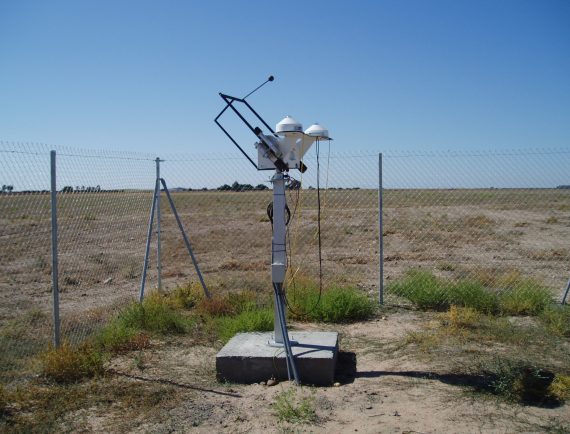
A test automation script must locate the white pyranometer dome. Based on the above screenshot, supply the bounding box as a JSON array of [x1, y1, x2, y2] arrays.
[[276, 116, 303, 133], [305, 123, 329, 139]]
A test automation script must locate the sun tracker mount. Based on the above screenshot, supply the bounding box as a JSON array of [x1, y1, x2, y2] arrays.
[[214, 77, 331, 384]]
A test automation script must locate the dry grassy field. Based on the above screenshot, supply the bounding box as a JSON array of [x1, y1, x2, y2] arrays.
[[1, 188, 569, 432], [1, 188, 568, 322]]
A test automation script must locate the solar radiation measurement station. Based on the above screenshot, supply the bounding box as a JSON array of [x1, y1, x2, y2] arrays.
[[214, 76, 338, 386]]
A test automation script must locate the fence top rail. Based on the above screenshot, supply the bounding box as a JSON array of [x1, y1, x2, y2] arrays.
[[2, 141, 569, 162]]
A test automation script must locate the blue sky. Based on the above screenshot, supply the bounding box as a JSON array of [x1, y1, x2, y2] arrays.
[[0, 0, 569, 155]]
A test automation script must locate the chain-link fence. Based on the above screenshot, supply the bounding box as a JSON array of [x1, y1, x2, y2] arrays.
[[1, 142, 569, 384]]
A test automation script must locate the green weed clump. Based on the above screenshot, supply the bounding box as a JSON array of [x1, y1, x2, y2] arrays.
[[117, 292, 191, 334], [0, 384, 6, 415], [39, 343, 104, 383], [94, 322, 150, 353], [389, 270, 555, 317], [169, 282, 205, 309], [274, 387, 317, 424], [477, 358, 560, 404], [498, 283, 553, 316], [449, 281, 499, 314], [387, 270, 449, 310], [36, 292, 191, 384], [215, 308, 273, 343], [540, 305, 570, 337], [288, 284, 376, 323]]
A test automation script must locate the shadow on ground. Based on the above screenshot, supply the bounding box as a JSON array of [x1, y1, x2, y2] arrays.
[[335, 351, 563, 408]]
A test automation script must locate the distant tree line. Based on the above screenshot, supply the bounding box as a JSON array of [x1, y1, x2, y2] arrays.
[[61, 186, 102, 193], [217, 181, 269, 192]]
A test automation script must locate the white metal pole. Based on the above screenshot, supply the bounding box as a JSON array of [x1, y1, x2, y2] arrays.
[[50, 150, 61, 348], [156, 158, 162, 291], [271, 171, 287, 344]]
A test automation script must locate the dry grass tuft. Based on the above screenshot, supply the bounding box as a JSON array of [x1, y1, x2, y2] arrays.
[[463, 214, 496, 228], [39, 342, 104, 383], [196, 296, 235, 317], [549, 375, 570, 401], [442, 306, 481, 330]]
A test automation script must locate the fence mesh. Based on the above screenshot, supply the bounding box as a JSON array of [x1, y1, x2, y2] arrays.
[[1, 141, 569, 385], [382, 150, 570, 305]]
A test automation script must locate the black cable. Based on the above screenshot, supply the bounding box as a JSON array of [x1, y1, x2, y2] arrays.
[[315, 138, 324, 295], [282, 140, 324, 317], [266, 202, 291, 228]]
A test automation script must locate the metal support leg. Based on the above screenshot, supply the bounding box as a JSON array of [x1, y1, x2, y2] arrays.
[[274, 283, 299, 384], [139, 178, 159, 302], [160, 178, 211, 299], [562, 279, 570, 305]]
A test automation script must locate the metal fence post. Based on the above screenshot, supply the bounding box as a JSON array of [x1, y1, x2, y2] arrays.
[[378, 152, 384, 305], [139, 178, 159, 302], [156, 157, 162, 291], [50, 150, 61, 348]]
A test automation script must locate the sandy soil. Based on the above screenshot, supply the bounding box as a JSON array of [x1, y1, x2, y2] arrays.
[[57, 311, 570, 433]]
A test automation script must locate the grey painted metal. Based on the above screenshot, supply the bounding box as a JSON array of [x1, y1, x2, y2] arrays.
[[378, 153, 384, 305], [139, 178, 159, 302], [268, 170, 299, 384], [160, 178, 211, 299], [274, 283, 300, 384], [273, 293, 284, 344], [156, 158, 162, 291], [50, 150, 61, 348], [562, 278, 570, 305]]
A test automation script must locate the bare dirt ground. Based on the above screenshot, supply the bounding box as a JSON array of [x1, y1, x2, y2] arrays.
[[52, 310, 570, 433]]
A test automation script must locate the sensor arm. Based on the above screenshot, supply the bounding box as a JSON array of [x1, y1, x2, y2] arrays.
[[214, 92, 278, 170]]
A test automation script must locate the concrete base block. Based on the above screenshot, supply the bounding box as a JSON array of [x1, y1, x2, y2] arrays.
[[216, 331, 338, 386]]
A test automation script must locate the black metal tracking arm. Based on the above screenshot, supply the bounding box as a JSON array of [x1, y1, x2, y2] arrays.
[[214, 93, 279, 171]]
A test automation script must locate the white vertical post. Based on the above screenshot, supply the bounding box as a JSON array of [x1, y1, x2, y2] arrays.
[[50, 150, 61, 348], [378, 153, 384, 305], [156, 158, 162, 291], [271, 171, 287, 344], [270, 170, 299, 384]]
